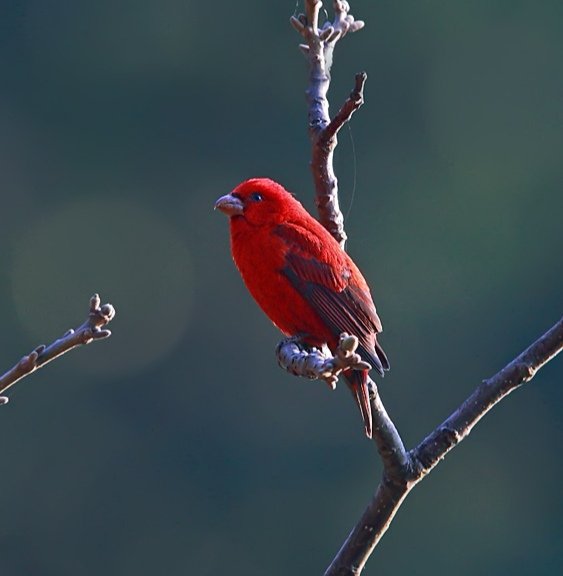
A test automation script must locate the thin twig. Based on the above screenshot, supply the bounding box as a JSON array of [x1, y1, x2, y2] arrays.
[[325, 317, 563, 576], [323, 71, 367, 144], [0, 294, 116, 402], [291, 0, 365, 248]]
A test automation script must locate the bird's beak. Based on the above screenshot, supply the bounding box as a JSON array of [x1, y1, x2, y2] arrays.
[[214, 193, 244, 216]]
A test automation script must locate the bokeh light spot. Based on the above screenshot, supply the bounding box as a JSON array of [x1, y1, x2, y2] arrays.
[[10, 198, 192, 377]]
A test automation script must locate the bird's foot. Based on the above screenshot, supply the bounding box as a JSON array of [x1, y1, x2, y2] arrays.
[[276, 332, 371, 390]]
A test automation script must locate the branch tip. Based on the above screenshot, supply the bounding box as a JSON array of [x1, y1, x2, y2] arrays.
[[100, 303, 116, 320], [319, 25, 334, 41], [18, 355, 35, 372], [350, 20, 365, 32], [290, 15, 305, 34], [90, 293, 101, 311], [308, 0, 322, 33], [356, 70, 367, 86], [95, 329, 112, 340]]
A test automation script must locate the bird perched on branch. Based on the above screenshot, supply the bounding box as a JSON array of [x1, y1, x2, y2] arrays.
[[215, 178, 389, 437]]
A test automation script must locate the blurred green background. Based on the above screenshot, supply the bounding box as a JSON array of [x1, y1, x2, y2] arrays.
[[0, 1, 561, 574]]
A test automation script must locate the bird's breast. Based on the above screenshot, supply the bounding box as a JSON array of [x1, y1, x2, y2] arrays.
[[230, 224, 332, 344]]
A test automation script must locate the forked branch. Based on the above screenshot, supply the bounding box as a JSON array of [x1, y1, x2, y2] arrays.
[[291, 0, 366, 248], [325, 317, 563, 575]]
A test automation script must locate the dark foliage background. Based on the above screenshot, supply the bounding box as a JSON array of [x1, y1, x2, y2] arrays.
[[0, 1, 561, 574]]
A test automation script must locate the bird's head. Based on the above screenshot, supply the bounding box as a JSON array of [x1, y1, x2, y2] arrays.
[[215, 178, 302, 226]]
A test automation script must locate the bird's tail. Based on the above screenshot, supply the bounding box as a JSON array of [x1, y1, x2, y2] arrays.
[[343, 369, 372, 438]]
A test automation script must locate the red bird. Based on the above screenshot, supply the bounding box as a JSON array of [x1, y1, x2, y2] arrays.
[[215, 178, 389, 437]]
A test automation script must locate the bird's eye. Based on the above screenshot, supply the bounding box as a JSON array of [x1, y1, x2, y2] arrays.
[[249, 192, 263, 202]]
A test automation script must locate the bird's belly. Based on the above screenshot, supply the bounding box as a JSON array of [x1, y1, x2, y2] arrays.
[[242, 268, 332, 347]]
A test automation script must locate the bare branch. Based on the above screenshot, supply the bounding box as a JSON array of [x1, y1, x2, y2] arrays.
[[0, 294, 116, 402], [291, 0, 366, 248], [325, 317, 563, 575], [412, 315, 563, 474]]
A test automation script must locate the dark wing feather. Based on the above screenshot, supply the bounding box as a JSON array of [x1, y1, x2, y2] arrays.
[[281, 249, 389, 376]]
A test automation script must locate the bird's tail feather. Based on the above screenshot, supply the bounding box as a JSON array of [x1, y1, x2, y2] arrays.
[[344, 369, 372, 438]]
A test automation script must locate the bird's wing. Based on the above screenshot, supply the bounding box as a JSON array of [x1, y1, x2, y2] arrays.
[[274, 224, 389, 374]]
